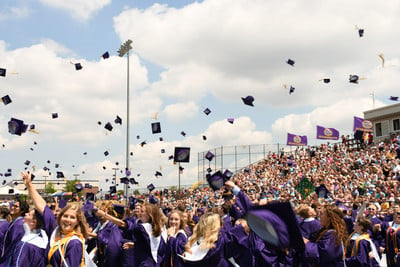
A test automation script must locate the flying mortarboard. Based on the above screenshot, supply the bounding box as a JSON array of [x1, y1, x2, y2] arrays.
[[151, 122, 161, 134], [115, 115, 122, 125], [180, 131, 186, 137], [140, 141, 146, 147], [286, 59, 295, 66], [86, 193, 95, 201], [120, 177, 129, 184], [129, 196, 137, 209], [161, 149, 165, 153], [203, 108, 211, 115], [104, 122, 113, 131], [52, 113, 58, 119], [74, 63, 83, 70], [147, 183, 155, 192], [24, 160, 30, 166], [113, 204, 125, 217], [202, 135, 207, 141], [109, 186, 117, 194], [207, 170, 225, 191], [241, 95, 254, 106], [207, 167, 212, 173], [390, 96, 399, 101], [8, 118, 28, 136], [0, 68, 6, 77], [74, 183, 83, 192], [159, 137, 164, 141], [358, 28, 364, 37], [1, 95, 12, 105], [104, 150, 109, 156], [227, 118, 234, 124], [149, 195, 158, 204], [56, 171, 64, 178], [179, 166, 184, 172], [223, 169, 233, 180], [349, 75, 359, 84], [155, 171, 162, 177], [8, 189, 14, 194], [174, 147, 190, 163], [129, 178, 138, 185], [205, 151, 215, 161], [168, 155, 174, 160], [315, 184, 330, 199], [322, 78, 330, 83], [289, 86, 295, 95], [102, 51, 110, 59]]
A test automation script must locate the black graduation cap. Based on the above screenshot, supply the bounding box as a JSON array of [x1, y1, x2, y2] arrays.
[[286, 59, 295, 66], [349, 75, 359, 84], [140, 141, 146, 147], [102, 51, 110, 59], [151, 122, 161, 134], [104, 122, 113, 131], [113, 204, 125, 216], [136, 135, 140, 139], [161, 149, 165, 153], [115, 115, 122, 125], [75, 63, 83, 70], [83, 183, 91, 189], [8, 189, 14, 194], [174, 147, 190, 163], [52, 113, 58, 119], [358, 28, 364, 37], [245, 202, 305, 251], [74, 183, 83, 192], [86, 193, 95, 201], [147, 183, 155, 192], [206, 167, 212, 173], [55, 163, 60, 168], [223, 169, 233, 180], [104, 150, 109, 156], [155, 171, 162, 177], [0, 68, 6, 77], [109, 186, 117, 194], [180, 131, 186, 137], [149, 195, 158, 204], [179, 166, 184, 172], [129, 196, 137, 209], [390, 96, 399, 101], [289, 86, 295, 95], [24, 160, 30, 166], [203, 108, 211, 115], [129, 178, 138, 185], [202, 135, 207, 141], [168, 155, 174, 160], [159, 137, 163, 141], [205, 151, 215, 161], [241, 95, 254, 106], [315, 184, 330, 199], [120, 177, 129, 184], [207, 170, 225, 191], [322, 78, 330, 83], [8, 118, 28, 136], [1, 95, 12, 105], [56, 171, 64, 178], [227, 118, 234, 124]]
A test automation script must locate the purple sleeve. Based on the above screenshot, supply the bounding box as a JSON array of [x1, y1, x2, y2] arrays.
[[42, 205, 58, 237], [305, 231, 343, 264], [344, 239, 370, 267], [168, 232, 187, 255], [223, 224, 248, 258], [236, 190, 252, 214], [65, 239, 84, 267]]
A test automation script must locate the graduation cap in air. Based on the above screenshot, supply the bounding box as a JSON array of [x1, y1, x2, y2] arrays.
[[74, 63, 83, 70], [349, 75, 359, 84], [104, 150, 109, 156], [109, 186, 117, 194], [322, 78, 330, 83], [289, 86, 295, 95], [155, 171, 162, 177], [129, 178, 138, 185], [129, 196, 137, 210], [1, 95, 12, 105], [86, 193, 95, 201], [115, 115, 122, 125], [56, 172, 64, 178], [113, 204, 125, 217], [74, 183, 83, 192], [147, 183, 155, 192], [55, 163, 60, 168], [52, 113, 58, 119], [104, 122, 113, 131], [84, 183, 92, 189], [245, 202, 305, 251], [120, 177, 129, 184], [159, 137, 164, 141], [390, 96, 399, 101], [140, 141, 147, 147], [149, 195, 158, 204], [179, 166, 184, 172], [180, 131, 186, 137], [223, 169, 233, 180], [207, 170, 225, 191], [315, 184, 330, 199], [59, 198, 67, 209], [207, 167, 212, 173], [203, 108, 211, 115], [102, 51, 110, 59], [227, 118, 234, 124], [8, 118, 28, 136], [358, 28, 364, 37], [24, 160, 30, 166], [241, 95, 254, 106], [161, 149, 165, 153], [0, 68, 6, 77], [151, 122, 161, 134], [205, 151, 215, 161], [8, 189, 14, 194], [202, 135, 207, 141], [168, 155, 174, 160], [286, 59, 295, 66], [174, 147, 190, 163]]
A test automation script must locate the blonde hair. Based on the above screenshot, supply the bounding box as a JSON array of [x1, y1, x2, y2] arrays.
[[185, 213, 220, 252]]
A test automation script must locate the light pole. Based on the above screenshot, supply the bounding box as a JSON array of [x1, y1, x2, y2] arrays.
[[118, 39, 133, 203], [43, 175, 48, 194]]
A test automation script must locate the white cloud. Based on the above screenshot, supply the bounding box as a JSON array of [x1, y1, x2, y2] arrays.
[[39, 0, 111, 20], [163, 102, 198, 122], [0, 5, 31, 21]]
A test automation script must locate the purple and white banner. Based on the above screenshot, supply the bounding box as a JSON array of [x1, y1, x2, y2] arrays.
[[353, 116, 373, 132], [287, 133, 308, 146], [316, 125, 339, 140]]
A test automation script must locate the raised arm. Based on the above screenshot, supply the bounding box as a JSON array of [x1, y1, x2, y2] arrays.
[[22, 171, 47, 214], [95, 209, 127, 228]]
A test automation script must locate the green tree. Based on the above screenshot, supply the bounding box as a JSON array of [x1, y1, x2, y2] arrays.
[[64, 180, 79, 192], [118, 189, 124, 196], [44, 182, 56, 194], [133, 189, 140, 195]]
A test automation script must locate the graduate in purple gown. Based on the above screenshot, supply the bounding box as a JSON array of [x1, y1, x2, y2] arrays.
[[96, 202, 168, 266], [0, 199, 29, 267], [303, 204, 348, 267], [0, 207, 10, 258], [220, 202, 234, 231], [366, 203, 385, 258], [297, 205, 322, 240], [228, 186, 253, 221], [344, 217, 381, 267], [8, 209, 49, 267], [22, 171, 91, 267], [381, 207, 400, 267], [165, 209, 189, 267]]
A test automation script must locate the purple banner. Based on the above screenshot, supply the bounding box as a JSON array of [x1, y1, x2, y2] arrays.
[[353, 116, 373, 132], [287, 133, 308, 146], [316, 125, 339, 140]]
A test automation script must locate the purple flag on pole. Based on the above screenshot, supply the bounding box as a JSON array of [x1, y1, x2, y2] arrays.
[[287, 133, 307, 146], [316, 125, 339, 140], [353, 116, 373, 132]]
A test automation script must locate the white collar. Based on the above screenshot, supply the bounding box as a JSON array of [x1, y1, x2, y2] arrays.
[[303, 218, 315, 222], [142, 223, 163, 263], [178, 237, 210, 262], [21, 223, 48, 249]]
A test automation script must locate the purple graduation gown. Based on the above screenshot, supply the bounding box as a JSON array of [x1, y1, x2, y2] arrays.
[[165, 230, 188, 267], [0, 220, 9, 258], [304, 229, 345, 267], [8, 225, 48, 267], [42, 205, 84, 267], [382, 221, 400, 267], [345, 238, 380, 267], [298, 218, 321, 240], [222, 215, 233, 231], [0, 217, 24, 267], [96, 221, 124, 267], [229, 190, 252, 221], [120, 216, 137, 267], [125, 220, 168, 267]]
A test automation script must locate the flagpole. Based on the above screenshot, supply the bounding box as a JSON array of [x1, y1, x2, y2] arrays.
[[369, 91, 375, 108]]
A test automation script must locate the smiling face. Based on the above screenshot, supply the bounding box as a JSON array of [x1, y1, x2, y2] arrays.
[[139, 206, 150, 223], [168, 211, 181, 229], [10, 202, 22, 219], [59, 208, 79, 234], [24, 210, 35, 230]]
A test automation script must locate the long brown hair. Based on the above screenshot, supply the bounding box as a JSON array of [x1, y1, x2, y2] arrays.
[[316, 204, 348, 246], [143, 203, 163, 237], [57, 204, 90, 239], [167, 209, 187, 231]]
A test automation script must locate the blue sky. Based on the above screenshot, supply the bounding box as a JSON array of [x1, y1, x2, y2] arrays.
[[1, 0, 399, 193]]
